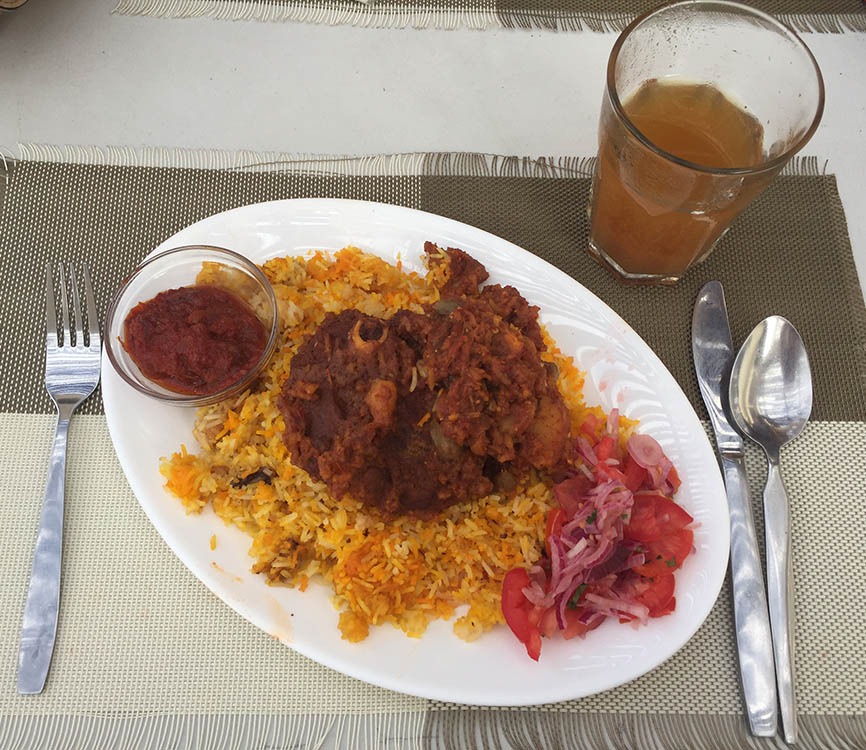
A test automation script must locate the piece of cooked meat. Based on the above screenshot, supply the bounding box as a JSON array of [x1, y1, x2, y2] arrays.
[[425, 242, 489, 299], [279, 246, 571, 516], [280, 309, 491, 516], [478, 284, 544, 351], [423, 298, 569, 469]]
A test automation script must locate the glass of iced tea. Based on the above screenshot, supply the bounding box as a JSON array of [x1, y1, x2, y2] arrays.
[[588, 1, 824, 285]]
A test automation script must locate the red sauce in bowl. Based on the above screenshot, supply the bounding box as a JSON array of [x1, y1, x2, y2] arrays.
[[122, 285, 268, 396]]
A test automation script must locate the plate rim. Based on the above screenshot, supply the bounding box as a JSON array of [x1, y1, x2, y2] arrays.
[[102, 196, 729, 706]]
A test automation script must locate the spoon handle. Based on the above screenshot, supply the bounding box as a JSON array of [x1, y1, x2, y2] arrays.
[[764, 456, 797, 744]]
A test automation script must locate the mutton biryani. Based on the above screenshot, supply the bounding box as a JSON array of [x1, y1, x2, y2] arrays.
[[161, 243, 690, 649]]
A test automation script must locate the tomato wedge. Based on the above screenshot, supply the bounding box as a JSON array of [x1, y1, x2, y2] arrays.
[[594, 460, 627, 485], [634, 574, 676, 618], [559, 607, 594, 640], [554, 476, 592, 518], [596, 435, 615, 462], [501, 568, 532, 643], [622, 454, 648, 492], [578, 414, 601, 442], [525, 629, 542, 661], [536, 606, 558, 638], [501, 568, 543, 661], [623, 492, 694, 542], [667, 466, 682, 493], [633, 528, 694, 577]]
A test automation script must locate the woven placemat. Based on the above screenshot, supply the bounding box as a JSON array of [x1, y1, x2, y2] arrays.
[[111, 0, 866, 33], [1, 147, 865, 749]]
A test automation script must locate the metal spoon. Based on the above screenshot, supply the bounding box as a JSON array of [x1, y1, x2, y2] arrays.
[[729, 316, 812, 745]]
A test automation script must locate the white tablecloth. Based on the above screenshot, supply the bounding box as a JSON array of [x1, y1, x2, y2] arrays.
[[2, 2, 864, 282]]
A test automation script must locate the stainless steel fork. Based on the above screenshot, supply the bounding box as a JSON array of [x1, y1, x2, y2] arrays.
[[17, 262, 101, 695]]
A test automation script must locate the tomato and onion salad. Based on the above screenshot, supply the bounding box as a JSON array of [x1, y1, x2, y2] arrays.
[[500, 409, 695, 661]]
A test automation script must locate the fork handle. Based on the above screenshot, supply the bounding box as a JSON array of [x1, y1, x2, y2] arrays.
[[17, 414, 70, 695], [764, 454, 798, 744]]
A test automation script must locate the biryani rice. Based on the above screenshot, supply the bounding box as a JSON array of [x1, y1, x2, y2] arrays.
[[160, 247, 630, 643]]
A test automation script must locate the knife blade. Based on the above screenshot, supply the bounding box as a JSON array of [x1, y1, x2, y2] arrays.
[[692, 281, 778, 738]]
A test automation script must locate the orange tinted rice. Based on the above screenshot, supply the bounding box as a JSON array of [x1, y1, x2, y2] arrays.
[[161, 247, 627, 642]]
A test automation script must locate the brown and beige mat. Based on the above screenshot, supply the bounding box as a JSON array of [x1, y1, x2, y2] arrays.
[[111, 0, 866, 33], [1, 146, 865, 749]]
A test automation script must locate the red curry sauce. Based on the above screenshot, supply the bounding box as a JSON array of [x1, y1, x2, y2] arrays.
[[122, 285, 268, 396]]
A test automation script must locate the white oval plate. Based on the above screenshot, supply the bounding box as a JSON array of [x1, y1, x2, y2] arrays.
[[102, 198, 729, 706]]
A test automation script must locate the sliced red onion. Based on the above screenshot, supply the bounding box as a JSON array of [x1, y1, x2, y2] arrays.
[[627, 433, 664, 469], [577, 437, 598, 465], [548, 535, 564, 593], [557, 576, 588, 629], [566, 537, 589, 559], [591, 576, 618, 604], [588, 479, 619, 505], [606, 408, 620, 437], [514, 432, 683, 645], [522, 581, 547, 607], [577, 463, 594, 480], [561, 519, 589, 541], [596, 491, 633, 527], [580, 611, 607, 628], [549, 567, 582, 601], [565, 533, 613, 574], [585, 593, 649, 625], [585, 545, 632, 581], [550, 537, 604, 597], [564, 499, 597, 527], [647, 457, 673, 491], [528, 565, 547, 588]]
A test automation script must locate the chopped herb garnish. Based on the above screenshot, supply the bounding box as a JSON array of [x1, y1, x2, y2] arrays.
[[587, 510, 598, 524], [665, 556, 677, 568], [621, 513, 628, 520], [567, 583, 589, 609], [656, 554, 662, 560], [635, 546, 643, 553]]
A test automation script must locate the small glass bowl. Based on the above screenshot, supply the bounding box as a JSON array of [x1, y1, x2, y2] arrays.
[[105, 245, 279, 407]]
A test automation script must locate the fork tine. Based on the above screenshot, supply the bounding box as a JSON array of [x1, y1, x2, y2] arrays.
[[57, 262, 71, 348], [45, 263, 58, 348], [70, 266, 84, 348], [83, 264, 100, 349]]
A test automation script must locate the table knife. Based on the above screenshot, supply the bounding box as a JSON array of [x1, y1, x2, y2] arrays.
[[692, 281, 778, 737]]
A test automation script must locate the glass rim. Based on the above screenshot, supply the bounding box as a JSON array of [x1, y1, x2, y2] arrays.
[[606, 0, 826, 176]]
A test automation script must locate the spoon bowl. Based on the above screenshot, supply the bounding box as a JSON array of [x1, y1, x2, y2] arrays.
[[729, 316, 813, 453], [728, 315, 812, 745]]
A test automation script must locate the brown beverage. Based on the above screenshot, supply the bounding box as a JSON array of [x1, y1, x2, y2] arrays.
[[589, 80, 766, 280]]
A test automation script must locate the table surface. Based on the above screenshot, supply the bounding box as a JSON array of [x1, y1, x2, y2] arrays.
[[2, 1, 864, 287], [1, 3, 865, 744]]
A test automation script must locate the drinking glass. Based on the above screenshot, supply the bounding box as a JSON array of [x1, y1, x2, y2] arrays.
[[588, 1, 824, 285]]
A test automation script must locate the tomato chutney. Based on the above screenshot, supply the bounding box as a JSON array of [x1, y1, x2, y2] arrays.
[[122, 285, 268, 396]]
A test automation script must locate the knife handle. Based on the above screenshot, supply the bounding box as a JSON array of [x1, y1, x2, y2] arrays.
[[763, 456, 797, 745], [721, 454, 778, 737]]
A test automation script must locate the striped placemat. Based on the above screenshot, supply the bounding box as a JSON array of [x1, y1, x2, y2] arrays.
[[111, 0, 866, 33], [0, 146, 864, 749]]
